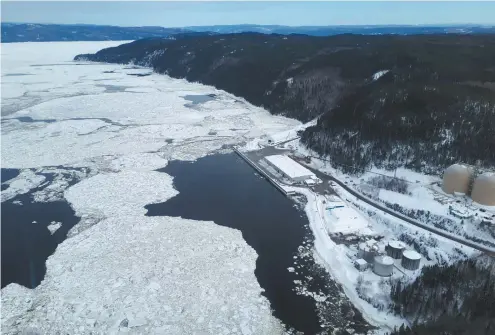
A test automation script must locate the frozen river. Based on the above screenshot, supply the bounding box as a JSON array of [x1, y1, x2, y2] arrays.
[[1, 41, 370, 334], [1, 41, 299, 334]]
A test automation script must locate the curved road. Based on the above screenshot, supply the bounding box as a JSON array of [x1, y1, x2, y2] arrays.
[[298, 161, 495, 257]]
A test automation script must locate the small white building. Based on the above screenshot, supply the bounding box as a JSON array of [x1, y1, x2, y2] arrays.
[[304, 179, 317, 186], [264, 155, 315, 183], [354, 258, 369, 271]]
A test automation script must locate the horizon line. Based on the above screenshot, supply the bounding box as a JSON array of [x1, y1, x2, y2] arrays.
[[2, 22, 495, 28]]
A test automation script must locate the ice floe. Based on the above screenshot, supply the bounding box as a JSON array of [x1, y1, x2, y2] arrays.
[[1, 169, 45, 202]]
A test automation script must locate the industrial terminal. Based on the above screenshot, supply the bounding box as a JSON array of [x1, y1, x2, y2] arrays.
[[233, 128, 495, 317]]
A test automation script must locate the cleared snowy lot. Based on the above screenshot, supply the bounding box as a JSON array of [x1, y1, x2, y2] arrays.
[[1, 41, 299, 334]]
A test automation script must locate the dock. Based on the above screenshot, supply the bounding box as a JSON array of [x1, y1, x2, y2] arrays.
[[233, 147, 295, 197]]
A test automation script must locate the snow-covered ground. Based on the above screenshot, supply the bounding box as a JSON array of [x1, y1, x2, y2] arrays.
[[336, 165, 494, 247], [301, 190, 406, 331], [279, 185, 406, 332], [323, 197, 374, 236], [273, 173, 480, 333], [1, 41, 300, 334], [241, 118, 316, 151]]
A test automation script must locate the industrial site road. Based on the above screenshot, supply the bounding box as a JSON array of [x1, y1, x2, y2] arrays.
[[237, 144, 495, 257]]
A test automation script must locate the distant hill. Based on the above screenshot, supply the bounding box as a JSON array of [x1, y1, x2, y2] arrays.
[[75, 33, 495, 174], [0, 23, 194, 43], [184, 24, 495, 36], [2, 22, 495, 43]]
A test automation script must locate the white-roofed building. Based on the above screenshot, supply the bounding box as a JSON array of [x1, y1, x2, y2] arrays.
[[264, 155, 315, 183], [354, 259, 369, 271]]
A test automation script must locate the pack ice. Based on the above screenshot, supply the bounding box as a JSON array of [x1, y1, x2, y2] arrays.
[[1, 41, 300, 334]]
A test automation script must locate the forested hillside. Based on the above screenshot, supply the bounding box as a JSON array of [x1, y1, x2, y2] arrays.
[[389, 256, 495, 335], [76, 33, 495, 173]]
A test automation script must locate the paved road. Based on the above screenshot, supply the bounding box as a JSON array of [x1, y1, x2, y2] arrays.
[[244, 146, 290, 162], [273, 136, 300, 146]]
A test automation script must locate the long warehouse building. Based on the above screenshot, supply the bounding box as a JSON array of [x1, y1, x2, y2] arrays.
[[264, 154, 315, 183]]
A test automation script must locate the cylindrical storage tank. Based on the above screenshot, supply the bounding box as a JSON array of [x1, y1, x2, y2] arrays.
[[442, 164, 472, 195], [471, 173, 495, 206], [386, 241, 406, 259], [358, 243, 377, 263], [401, 250, 422, 270], [373, 255, 394, 277], [362, 245, 378, 263]]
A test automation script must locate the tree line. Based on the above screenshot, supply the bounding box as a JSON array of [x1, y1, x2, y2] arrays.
[[389, 256, 495, 335]]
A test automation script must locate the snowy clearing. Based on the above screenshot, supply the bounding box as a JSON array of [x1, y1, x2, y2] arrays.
[[324, 199, 375, 235], [378, 189, 447, 216]]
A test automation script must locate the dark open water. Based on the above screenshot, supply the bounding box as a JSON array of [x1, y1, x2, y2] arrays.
[[145, 153, 371, 334], [1, 169, 81, 289]]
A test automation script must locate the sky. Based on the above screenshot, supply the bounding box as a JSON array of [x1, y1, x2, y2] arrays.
[[1, 1, 493, 27]]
